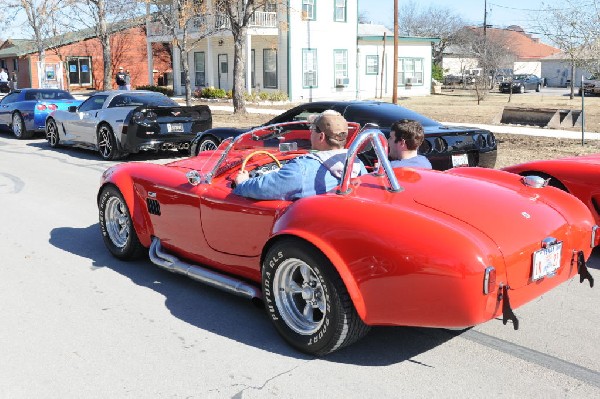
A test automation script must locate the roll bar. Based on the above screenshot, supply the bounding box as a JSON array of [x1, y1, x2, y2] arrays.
[[337, 129, 402, 195]]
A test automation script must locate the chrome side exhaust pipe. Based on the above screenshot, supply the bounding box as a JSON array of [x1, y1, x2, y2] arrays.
[[149, 237, 262, 299]]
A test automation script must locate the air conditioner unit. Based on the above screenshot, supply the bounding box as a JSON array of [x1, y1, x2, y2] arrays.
[[335, 77, 349, 87]]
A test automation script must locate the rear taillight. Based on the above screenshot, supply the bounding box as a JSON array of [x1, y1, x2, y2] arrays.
[[483, 266, 497, 295], [48, 104, 57, 111], [36, 104, 47, 111]]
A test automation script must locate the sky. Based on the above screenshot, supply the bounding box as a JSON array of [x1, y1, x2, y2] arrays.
[[359, 0, 557, 37]]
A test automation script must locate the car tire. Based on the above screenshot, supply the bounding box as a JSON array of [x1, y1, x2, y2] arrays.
[[98, 185, 146, 260], [46, 118, 60, 148], [536, 83, 541, 92], [262, 238, 370, 356], [12, 112, 33, 139], [519, 85, 525, 94], [195, 136, 220, 155], [97, 123, 122, 160]]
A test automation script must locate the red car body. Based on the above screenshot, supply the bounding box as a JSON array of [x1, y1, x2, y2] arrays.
[[98, 123, 596, 355], [503, 154, 600, 225]]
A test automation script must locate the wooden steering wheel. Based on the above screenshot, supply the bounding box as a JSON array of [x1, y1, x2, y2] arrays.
[[240, 150, 282, 173]]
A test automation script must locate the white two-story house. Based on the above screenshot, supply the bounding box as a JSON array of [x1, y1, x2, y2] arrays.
[[145, 1, 438, 101]]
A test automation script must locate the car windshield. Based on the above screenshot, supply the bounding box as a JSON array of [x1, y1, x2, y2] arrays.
[[111, 92, 179, 107], [24, 90, 75, 101]]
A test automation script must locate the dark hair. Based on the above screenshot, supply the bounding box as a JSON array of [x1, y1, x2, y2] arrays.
[[390, 119, 425, 150]]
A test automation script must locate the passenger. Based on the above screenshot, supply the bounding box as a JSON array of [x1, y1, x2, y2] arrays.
[[388, 119, 432, 169], [233, 110, 367, 200]]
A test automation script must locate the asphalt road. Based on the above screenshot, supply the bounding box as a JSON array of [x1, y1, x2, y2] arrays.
[[1, 133, 600, 398]]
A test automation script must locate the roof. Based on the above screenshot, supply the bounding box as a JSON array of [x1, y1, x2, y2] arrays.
[[358, 23, 440, 44], [470, 27, 560, 59], [0, 18, 144, 58]]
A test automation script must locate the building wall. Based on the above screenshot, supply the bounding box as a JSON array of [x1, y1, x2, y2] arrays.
[[4, 27, 171, 91], [513, 61, 541, 76], [287, 0, 358, 102], [541, 60, 591, 88]]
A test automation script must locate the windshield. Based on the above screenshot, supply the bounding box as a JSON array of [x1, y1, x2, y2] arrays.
[[199, 122, 315, 182], [24, 90, 75, 101]]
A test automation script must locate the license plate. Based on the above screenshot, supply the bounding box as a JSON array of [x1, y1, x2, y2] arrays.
[[532, 242, 562, 281], [167, 123, 184, 132], [452, 153, 469, 167]]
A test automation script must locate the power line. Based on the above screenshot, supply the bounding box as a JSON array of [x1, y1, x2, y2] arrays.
[[489, 2, 597, 13]]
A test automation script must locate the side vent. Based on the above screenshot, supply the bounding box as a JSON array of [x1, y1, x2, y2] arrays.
[[146, 198, 161, 215]]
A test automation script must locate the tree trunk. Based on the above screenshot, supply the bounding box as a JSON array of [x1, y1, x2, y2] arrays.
[[98, 0, 111, 90], [232, 26, 247, 114], [181, 48, 192, 106], [569, 60, 575, 100]]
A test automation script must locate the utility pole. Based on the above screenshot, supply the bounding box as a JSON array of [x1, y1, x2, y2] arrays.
[[392, 0, 398, 104], [483, 0, 487, 36]]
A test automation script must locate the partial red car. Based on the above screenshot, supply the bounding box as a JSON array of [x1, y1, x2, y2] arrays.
[[98, 122, 596, 355], [503, 155, 600, 226]]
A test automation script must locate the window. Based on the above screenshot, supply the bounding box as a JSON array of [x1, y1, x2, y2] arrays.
[[334, 49, 348, 86], [264, 1, 277, 12], [398, 58, 424, 86], [194, 52, 205, 87], [366, 55, 379, 75], [302, 49, 318, 88], [334, 0, 346, 22], [13, 59, 18, 71], [302, 0, 315, 20], [67, 57, 92, 86], [263, 49, 278, 89], [78, 95, 108, 112]]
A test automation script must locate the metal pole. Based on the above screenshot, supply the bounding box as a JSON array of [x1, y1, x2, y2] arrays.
[[392, 0, 398, 104], [581, 74, 585, 145]]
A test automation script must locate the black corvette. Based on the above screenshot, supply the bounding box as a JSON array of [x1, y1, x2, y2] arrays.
[[190, 101, 497, 170]]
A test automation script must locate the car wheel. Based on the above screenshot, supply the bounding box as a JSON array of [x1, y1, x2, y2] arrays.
[[196, 136, 219, 155], [262, 238, 370, 356], [12, 112, 33, 139], [536, 83, 541, 92], [97, 124, 121, 160], [519, 85, 525, 94], [98, 185, 145, 260], [46, 118, 60, 148]]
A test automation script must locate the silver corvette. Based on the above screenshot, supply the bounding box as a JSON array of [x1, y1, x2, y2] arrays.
[[45, 90, 212, 160]]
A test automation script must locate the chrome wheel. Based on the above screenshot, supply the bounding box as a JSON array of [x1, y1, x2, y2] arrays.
[[46, 120, 59, 147], [104, 195, 130, 249], [273, 258, 326, 335], [198, 137, 218, 152], [12, 113, 24, 138], [97, 125, 115, 159]]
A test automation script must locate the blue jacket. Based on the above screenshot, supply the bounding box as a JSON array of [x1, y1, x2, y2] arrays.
[[233, 149, 367, 201], [390, 155, 432, 169]]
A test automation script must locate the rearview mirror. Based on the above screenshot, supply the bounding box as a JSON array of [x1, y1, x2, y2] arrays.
[[68, 106, 77, 112]]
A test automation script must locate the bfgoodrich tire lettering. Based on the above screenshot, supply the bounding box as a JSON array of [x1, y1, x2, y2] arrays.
[[262, 238, 370, 355], [98, 186, 145, 260]]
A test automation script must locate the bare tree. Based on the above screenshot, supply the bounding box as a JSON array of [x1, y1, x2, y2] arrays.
[[397, 0, 465, 66], [452, 27, 517, 103], [218, 0, 273, 114], [535, 0, 596, 99], [148, 0, 226, 106], [4, 0, 66, 65], [66, 0, 144, 90]]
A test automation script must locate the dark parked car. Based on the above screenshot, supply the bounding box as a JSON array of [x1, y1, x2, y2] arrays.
[[190, 101, 497, 170], [499, 74, 543, 93], [0, 88, 82, 139], [45, 90, 212, 160]]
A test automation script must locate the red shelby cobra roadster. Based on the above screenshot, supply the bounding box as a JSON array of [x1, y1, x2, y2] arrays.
[[98, 122, 596, 355]]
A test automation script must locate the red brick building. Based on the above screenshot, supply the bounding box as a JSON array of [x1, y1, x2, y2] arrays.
[[0, 21, 172, 91]]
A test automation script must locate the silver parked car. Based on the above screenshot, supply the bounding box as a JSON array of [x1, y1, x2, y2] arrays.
[[45, 90, 212, 160]]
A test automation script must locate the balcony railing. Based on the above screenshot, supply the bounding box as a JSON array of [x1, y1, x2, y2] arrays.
[[148, 12, 277, 37]]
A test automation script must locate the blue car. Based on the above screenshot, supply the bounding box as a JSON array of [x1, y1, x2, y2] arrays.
[[0, 88, 82, 139]]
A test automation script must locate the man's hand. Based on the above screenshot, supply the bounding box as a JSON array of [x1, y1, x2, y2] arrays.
[[235, 170, 250, 185]]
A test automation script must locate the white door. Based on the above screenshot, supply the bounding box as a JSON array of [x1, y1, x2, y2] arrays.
[[217, 54, 228, 90]]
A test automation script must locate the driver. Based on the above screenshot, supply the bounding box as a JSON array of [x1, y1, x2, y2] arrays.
[[233, 110, 367, 200]]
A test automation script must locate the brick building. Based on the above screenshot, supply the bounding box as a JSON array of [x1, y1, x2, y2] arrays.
[[0, 20, 172, 91]]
